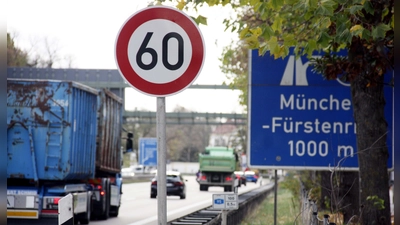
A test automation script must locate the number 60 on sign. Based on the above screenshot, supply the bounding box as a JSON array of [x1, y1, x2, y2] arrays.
[[115, 6, 205, 97]]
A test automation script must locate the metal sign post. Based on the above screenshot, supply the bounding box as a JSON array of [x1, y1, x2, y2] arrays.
[[212, 193, 238, 225], [274, 170, 277, 225], [221, 210, 228, 225], [115, 6, 205, 224], [157, 97, 167, 224]]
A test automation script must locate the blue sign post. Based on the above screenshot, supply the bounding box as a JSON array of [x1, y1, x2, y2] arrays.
[[248, 49, 393, 170], [139, 138, 158, 166]]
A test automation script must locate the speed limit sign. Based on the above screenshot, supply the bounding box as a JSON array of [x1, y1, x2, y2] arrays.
[[115, 6, 205, 97]]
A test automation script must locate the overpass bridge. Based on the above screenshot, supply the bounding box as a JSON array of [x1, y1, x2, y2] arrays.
[[124, 111, 246, 125], [7, 67, 246, 125]]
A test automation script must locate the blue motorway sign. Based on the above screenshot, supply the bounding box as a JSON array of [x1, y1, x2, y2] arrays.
[[139, 138, 158, 166], [214, 199, 224, 205], [249, 49, 393, 170]]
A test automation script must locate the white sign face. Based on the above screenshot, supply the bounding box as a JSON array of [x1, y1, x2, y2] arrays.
[[225, 194, 237, 202], [115, 6, 205, 97], [212, 194, 226, 209], [128, 19, 192, 84], [225, 201, 238, 209], [212, 194, 238, 210]]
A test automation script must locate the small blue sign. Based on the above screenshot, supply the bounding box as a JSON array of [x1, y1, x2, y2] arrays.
[[214, 199, 224, 204], [139, 138, 157, 166], [249, 49, 393, 170]]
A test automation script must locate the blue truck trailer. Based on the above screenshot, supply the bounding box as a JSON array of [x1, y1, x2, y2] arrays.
[[7, 79, 123, 224]]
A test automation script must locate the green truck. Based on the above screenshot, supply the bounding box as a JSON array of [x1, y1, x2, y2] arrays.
[[197, 147, 238, 192]]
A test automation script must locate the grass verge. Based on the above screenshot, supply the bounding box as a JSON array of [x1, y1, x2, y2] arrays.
[[240, 188, 300, 225]]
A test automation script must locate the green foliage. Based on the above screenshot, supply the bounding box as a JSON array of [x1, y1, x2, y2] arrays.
[[371, 23, 391, 39], [240, 188, 299, 225], [366, 195, 385, 210], [7, 32, 67, 68], [220, 42, 249, 110], [156, 0, 393, 85], [7, 33, 30, 67], [280, 171, 322, 207], [193, 15, 208, 25], [279, 172, 300, 199]]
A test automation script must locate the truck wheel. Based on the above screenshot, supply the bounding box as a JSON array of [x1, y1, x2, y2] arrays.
[[99, 181, 110, 220], [80, 211, 91, 224], [150, 194, 156, 198], [109, 206, 119, 217]]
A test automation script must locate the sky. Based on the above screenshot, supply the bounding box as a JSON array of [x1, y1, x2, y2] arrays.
[[7, 0, 245, 114]]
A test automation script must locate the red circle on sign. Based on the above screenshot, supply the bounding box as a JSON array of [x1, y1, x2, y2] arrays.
[[115, 6, 205, 97]]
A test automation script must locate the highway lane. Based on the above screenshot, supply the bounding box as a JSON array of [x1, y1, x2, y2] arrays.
[[92, 175, 268, 225], [7, 175, 267, 225]]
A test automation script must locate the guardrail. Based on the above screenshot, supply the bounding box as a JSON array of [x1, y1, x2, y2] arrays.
[[122, 174, 155, 183], [168, 182, 275, 225]]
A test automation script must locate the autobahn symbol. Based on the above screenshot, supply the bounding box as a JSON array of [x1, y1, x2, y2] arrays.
[[214, 199, 224, 204], [115, 6, 205, 97], [212, 194, 226, 209]]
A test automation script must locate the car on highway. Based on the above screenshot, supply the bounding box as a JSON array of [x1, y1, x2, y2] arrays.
[[150, 171, 187, 199], [244, 171, 258, 183], [121, 167, 135, 177], [234, 171, 247, 187]]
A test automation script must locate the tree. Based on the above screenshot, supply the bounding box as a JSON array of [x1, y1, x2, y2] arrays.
[[156, 0, 394, 223], [220, 43, 249, 110], [166, 106, 211, 162], [7, 33, 30, 67], [7, 32, 73, 68], [220, 5, 361, 223]]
